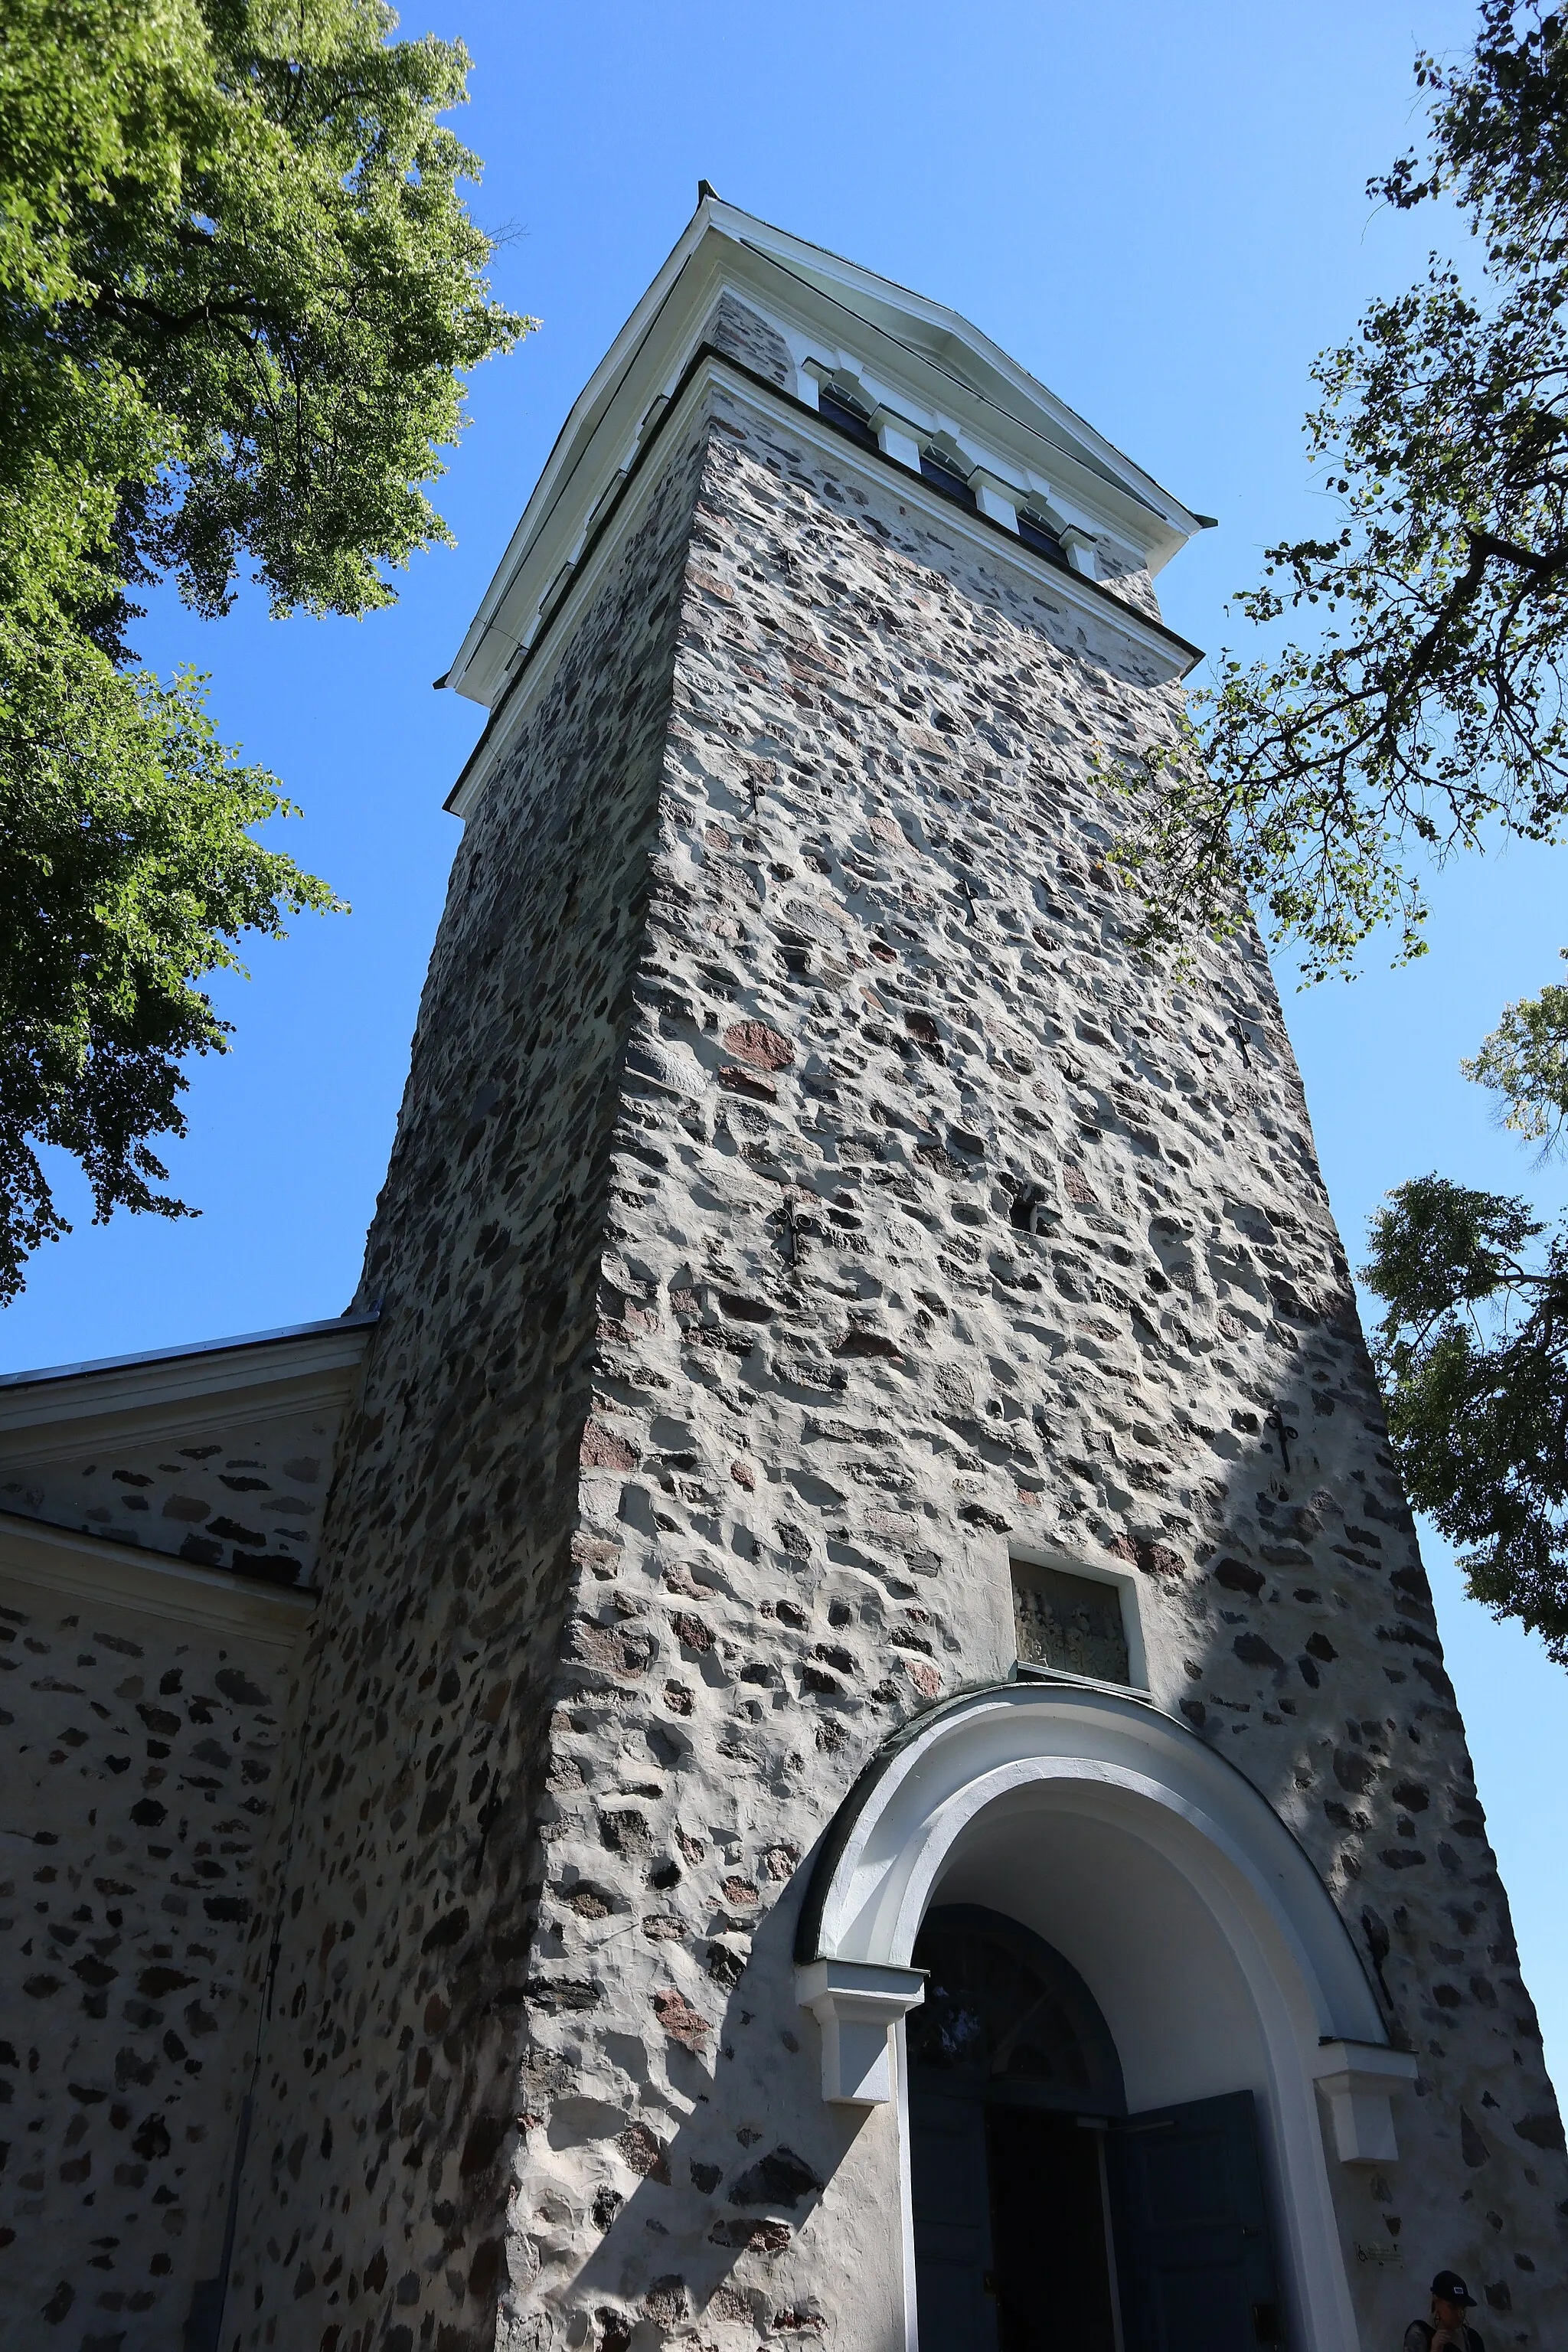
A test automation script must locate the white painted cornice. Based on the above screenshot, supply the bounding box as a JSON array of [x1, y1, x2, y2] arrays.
[[0, 1313, 375, 1467], [0, 1509, 316, 1650], [447, 351, 1202, 823], [443, 194, 1212, 718]]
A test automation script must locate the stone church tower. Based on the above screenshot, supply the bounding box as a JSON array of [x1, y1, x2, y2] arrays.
[[1, 197, 1563, 2352]]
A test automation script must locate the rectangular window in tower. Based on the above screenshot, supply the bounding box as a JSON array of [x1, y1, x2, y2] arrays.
[[1016, 508, 1070, 568], [815, 386, 880, 452], [1011, 1560, 1132, 1687], [920, 447, 978, 511]]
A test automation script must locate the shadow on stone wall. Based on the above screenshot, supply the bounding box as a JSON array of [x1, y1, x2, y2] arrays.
[[550, 1875, 871, 2345]]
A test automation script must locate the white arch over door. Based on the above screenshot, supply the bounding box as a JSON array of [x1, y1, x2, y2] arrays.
[[793, 1682, 1416, 2352]]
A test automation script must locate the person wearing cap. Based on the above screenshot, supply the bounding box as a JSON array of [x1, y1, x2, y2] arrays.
[[1403, 2269, 1485, 2352]]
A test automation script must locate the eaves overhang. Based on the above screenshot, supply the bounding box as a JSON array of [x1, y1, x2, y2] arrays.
[[444, 194, 1211, 717], [0, 1507, 318, 1645], [0, 1309, 377, 1459], [443, 341, 1204, 821]]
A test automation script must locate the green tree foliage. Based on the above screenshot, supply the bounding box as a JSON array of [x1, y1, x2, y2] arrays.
[[1365, 1178, 1568, 1661], [1112, 2, 1568, 979], [1105, 5, 1568, 1655], [0, 0, 527, 1300], [1102, 3, 1568, 1658], [1463, 949, 1568, 1146]]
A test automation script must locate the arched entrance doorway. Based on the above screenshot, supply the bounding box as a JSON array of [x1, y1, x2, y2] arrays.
[[906, 1903, 1285, 2350], [795, 1683, 1419, 2352]]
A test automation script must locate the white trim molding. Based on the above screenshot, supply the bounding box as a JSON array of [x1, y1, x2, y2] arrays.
[[1312, 2040, 1419, 2165], [0, 1312, 374, 1466], [795, 1684, 1386, 2032], [1058, 524, 1101, 579], [442, 194, 1212, 720], [447, 353, 1201, 824]]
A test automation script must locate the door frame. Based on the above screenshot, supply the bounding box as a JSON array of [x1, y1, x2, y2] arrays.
[[904, 1902, 1129, 2352]]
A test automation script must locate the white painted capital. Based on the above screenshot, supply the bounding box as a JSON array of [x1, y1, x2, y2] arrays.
[[870, 408, 925, 472], [799, 357, 835, 407], [1058, 525, 1100, 579], [970, 472, 1020, 528], [1312, 2040, 1419, 2164], [795, 1958, 926, 2105]]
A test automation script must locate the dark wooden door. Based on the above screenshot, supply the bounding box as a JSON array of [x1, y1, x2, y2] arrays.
[[985, 2107, 1118, 2352], [906, 1906, 1129, 2351], [1106, 2090, 1285, 2352], [910, 2085, 1000, 2352]]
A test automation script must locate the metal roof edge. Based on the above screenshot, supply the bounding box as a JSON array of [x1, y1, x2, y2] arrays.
[[0, 1308, 381, 1394]]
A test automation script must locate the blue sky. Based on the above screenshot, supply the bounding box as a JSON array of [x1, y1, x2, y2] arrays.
[[10, 2, 1567, 2090]]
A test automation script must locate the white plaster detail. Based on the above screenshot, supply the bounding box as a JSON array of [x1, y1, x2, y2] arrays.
[[0, 1517, 316, 1646], [0, 1315, 372, 1457], [0, 1315, 369, 1592], [806, 1685, 1380, 2014], [971, 472, 1020, 528], [871, 407, 923, 472], [443, 197, 1210, 717], [893, 2020, 920, 2352], [447, 356, 1203, 821], [794, 1957, 926, 2105], [1312, 2040, 1419, 2165], [1060, 524, 1101, 579]]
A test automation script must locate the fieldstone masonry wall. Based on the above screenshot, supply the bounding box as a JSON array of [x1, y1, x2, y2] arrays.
[[0, 1575, 291, 2347], [228, 340, 1566, 2352], [220, 425, 712, 2352], [701, 296, 793, 392], [0, 1415, 338, 1589]]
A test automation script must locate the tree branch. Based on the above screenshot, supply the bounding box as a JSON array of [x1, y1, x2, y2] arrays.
[[90, 286, 275, 341]]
